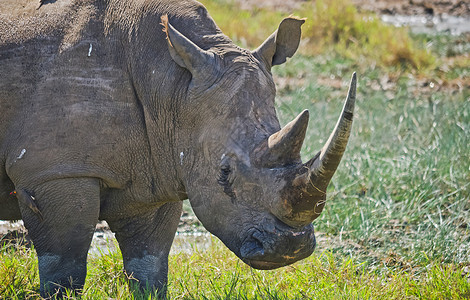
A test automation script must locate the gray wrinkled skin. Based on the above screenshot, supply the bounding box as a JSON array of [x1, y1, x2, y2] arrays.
[[0, 0, 356, 297]]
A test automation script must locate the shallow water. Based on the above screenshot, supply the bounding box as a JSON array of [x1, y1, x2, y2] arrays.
[[88, 230, 213, 257], [381, 14, 470, 35]]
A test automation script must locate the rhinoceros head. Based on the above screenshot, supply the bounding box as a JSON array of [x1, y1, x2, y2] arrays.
[[161, 16, 356, 269]]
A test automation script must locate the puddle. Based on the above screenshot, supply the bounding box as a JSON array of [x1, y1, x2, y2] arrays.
[[381, 14, 470, 35], [87, 220, 214, 257], [171, 232, 213, 254], [0, 220, 24, 233], [88, 230, 213, 258], [88, 228, 117, 257]]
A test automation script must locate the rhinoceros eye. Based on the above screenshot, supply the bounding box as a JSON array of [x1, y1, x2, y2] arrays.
[[218, 165, 231, 184], [217, 165, 236, 201]]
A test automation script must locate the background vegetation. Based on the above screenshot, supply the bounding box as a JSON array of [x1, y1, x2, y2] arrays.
[[204, 0, 437, 71], [1, 0, 469, 298]]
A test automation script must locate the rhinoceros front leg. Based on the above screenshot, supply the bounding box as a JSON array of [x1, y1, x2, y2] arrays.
[[108, 201, 182, 297], [15, 178, 100, 297]]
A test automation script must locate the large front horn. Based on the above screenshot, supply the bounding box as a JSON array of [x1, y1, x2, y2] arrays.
[[272, 73, 357, 228]]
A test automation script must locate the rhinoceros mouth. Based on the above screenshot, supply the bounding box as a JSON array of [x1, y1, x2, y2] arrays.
[[238, 223, 316, 270], [244, 259, 289, 270]]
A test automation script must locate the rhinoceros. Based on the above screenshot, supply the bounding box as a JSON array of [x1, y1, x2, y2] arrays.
[[0, 0, 356, 297]]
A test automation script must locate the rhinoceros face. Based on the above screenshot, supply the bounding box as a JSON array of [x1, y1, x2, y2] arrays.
[[161, 16, 356, 269], [189, 151, 319, 270]]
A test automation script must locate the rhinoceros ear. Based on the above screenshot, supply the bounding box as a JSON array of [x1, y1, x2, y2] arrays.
[[253, 17, 305, 69], [160, 15, 215, 78]]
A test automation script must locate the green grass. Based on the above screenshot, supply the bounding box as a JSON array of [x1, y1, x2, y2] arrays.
[[0, 241, 39, 298], [1, 239, 470, 299], [169, 241, 470, 299]]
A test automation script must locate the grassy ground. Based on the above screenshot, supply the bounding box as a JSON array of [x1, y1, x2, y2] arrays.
[[1, 0, 469, 298]]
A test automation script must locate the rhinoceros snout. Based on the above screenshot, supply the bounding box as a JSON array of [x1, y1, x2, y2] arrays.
[[239, 223, 316, 270]]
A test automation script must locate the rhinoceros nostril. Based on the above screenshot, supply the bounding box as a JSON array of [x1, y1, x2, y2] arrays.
[[240, 238, 264, 259]]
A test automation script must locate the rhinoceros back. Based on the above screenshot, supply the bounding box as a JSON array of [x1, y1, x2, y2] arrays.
[[0, 0, 98, 137]]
